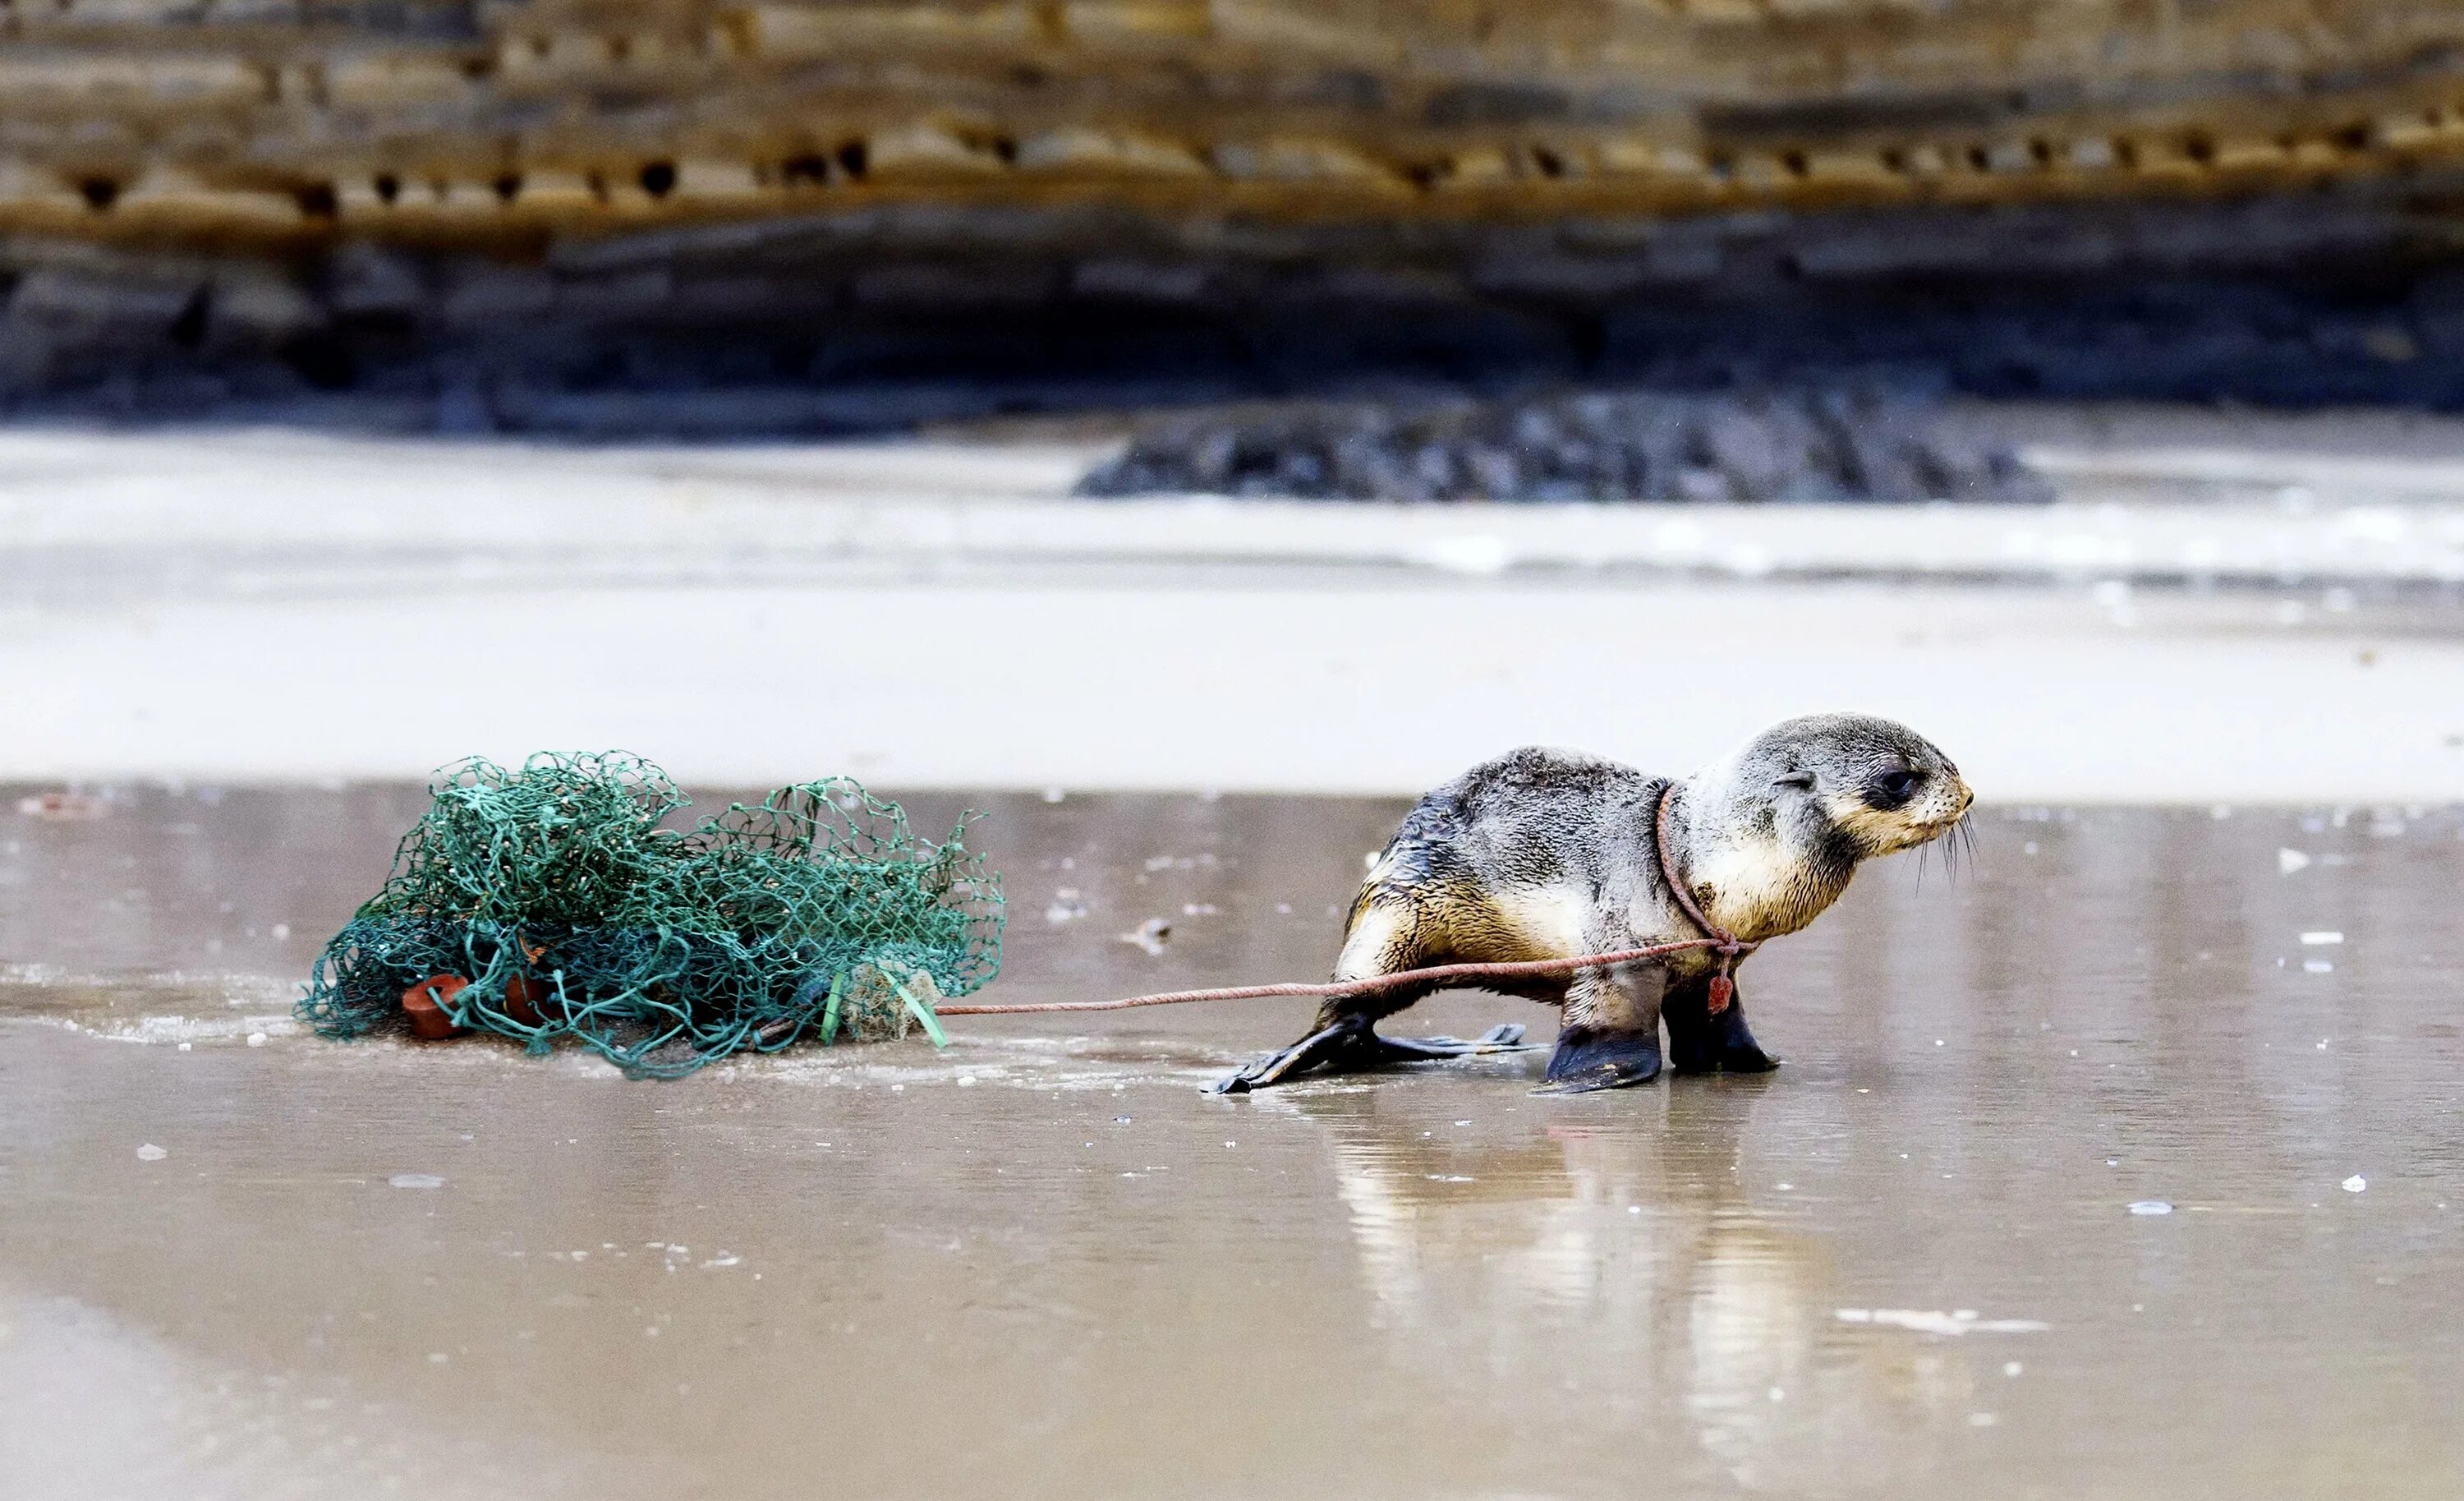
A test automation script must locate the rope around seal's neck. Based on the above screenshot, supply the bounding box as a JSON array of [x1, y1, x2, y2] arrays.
[[931, 780, 1751, 1018], [1652, 779, 1755, 1015]]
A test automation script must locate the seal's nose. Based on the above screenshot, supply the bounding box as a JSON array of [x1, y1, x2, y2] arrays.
[[1920, 776, 1974, 830]]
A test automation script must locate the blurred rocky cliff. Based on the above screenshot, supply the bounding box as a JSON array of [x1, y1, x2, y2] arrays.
[[9, 1, 2464, 429]]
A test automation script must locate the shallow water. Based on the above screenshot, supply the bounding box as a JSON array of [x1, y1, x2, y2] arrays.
[[3, 785, 2462, 1499]]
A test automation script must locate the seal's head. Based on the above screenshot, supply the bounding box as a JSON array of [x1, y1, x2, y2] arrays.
[[1685, 712, 1972, 938], [1742, 711, 1973, 858]]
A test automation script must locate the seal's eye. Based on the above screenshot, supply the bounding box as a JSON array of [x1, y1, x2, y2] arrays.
[[1868, 768, 1922, 808]]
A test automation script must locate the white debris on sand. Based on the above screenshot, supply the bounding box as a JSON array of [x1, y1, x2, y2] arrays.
[[2127, 1200, 2174, 1216], [388, 1173, 446, 1189], [16, 791, 110, 821], [2301, 931, 2345, 945], [1836, 1309, 2051, 1336], [2278, 848, 2314, 875], [2344, 1176, 2369, 1193], [134, 1144, 167, 1162]]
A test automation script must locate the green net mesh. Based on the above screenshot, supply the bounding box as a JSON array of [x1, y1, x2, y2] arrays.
[[297, 752, 1004, 1077]]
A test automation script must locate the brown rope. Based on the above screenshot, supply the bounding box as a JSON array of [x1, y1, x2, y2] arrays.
[[930, 780, 1756, 1020], [1653, 780, 1754, 1013], [931, 937, 1733, 1015]]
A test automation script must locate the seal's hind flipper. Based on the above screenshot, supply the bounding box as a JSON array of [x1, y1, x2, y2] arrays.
[[1208, 1020, 1359, 1094], [1209, 1021, 1531, 1094], [1535, 1023, 1662, 1094], [1363, 1022, 1530, 1061]]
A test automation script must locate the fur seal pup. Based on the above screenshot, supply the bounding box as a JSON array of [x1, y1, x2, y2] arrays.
[[1211, 713, 1972, 1094]]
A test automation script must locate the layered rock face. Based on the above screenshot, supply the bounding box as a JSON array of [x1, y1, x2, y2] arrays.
[[7, 1, 2464, 421], [12, 0, 2464, 242]]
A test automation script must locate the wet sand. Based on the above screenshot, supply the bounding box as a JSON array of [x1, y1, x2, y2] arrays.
[[4, 785, 2461, 1499]]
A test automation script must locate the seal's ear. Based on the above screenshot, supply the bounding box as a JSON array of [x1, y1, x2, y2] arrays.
[[1773, 770, 1814, 790]]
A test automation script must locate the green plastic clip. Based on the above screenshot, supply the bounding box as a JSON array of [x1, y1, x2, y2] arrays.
[[899, 975, 949, 1048], [820, 971, 847, 1045]]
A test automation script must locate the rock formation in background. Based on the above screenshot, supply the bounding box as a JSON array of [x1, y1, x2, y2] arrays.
[[1078, 390, 2053, 503], [8, 1, 2464, 424]]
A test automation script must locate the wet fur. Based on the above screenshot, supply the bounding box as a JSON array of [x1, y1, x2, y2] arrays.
[[1223, 713, 1972, 1093]]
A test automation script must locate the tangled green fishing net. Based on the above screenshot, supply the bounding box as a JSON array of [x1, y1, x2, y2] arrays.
[[298, 753, 1004, 1077]]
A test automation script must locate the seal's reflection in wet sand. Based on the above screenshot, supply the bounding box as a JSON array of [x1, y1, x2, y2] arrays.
[[1271, 1078, 1988, 1494]]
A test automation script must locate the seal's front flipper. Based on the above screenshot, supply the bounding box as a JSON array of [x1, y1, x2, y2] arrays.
[[1534, 1024, 1662, 1094], [1364, 1022, 1530, 1061], [1208, 1020, 1358, 1094], [1662, 990, 1717, 1075], [1703, 997, 1778, 1073], [1666, 986, 1779, 1075]]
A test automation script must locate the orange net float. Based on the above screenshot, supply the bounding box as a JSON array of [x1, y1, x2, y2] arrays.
[[400, 974, 470, 1040]]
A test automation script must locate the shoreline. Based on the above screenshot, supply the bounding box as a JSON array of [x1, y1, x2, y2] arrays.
[[6, 414, 2463, 800]]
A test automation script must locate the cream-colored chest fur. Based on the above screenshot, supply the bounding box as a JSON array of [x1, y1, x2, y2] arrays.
[[1686, 830, 1843, 942]]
